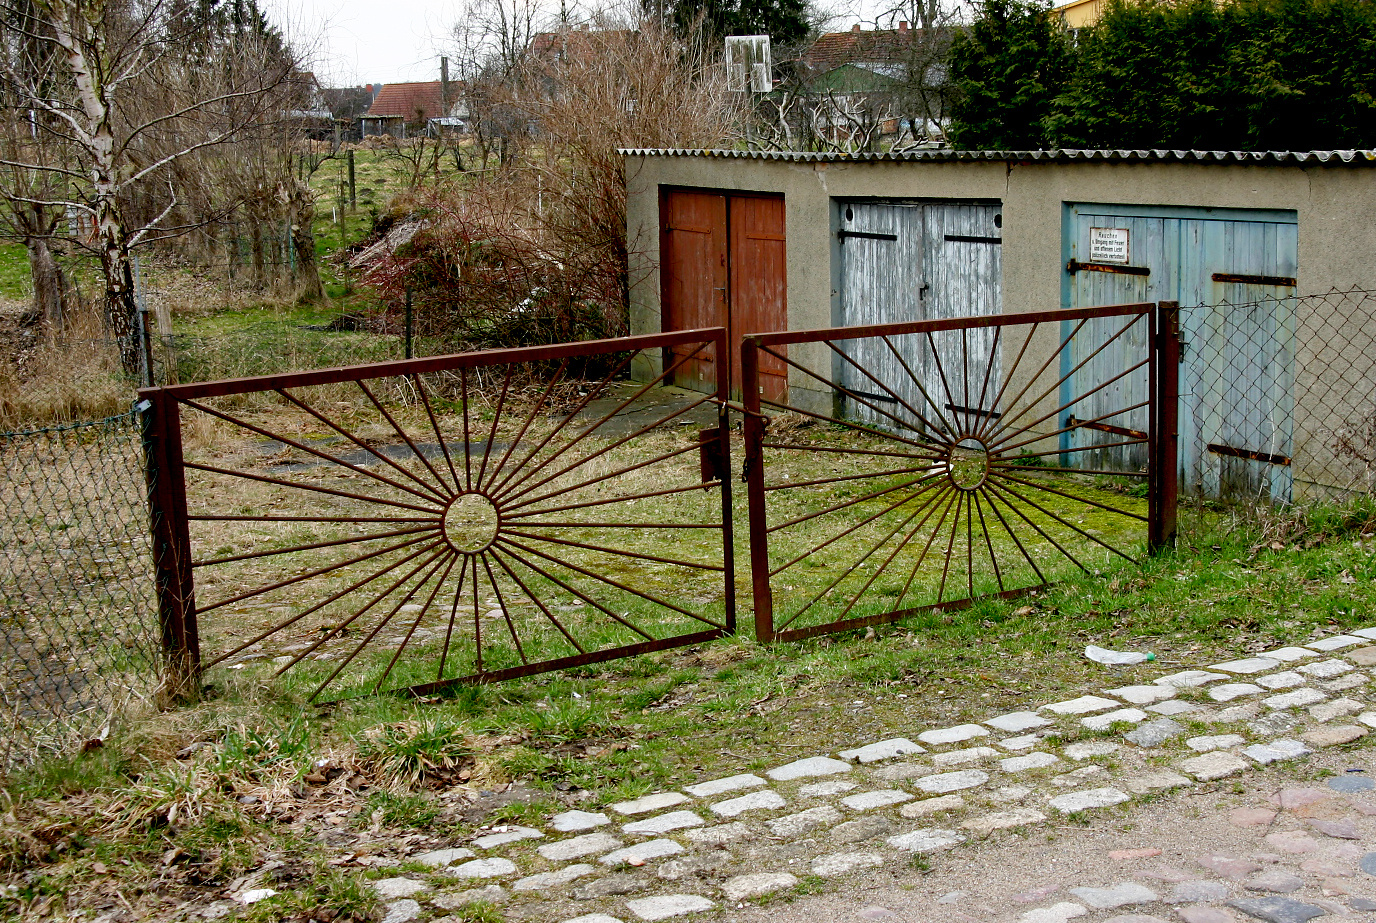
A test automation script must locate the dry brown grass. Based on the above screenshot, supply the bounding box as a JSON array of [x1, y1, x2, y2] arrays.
[[0, 306, 133, 429]]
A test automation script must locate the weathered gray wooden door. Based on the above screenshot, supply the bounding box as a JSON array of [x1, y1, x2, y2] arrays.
[[1063, 204, 1298, 499], [836, 200, 1003, 437]]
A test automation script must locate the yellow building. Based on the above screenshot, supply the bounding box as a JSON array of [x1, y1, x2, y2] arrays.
[[1054, 0, 1109, 27]]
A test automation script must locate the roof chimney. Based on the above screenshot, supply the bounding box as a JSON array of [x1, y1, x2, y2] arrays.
[[851, 23, 861, 31], [898, 20, 909, 32]]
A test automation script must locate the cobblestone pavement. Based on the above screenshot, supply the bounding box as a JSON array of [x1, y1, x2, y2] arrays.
[[358, 629, 1376, 923]]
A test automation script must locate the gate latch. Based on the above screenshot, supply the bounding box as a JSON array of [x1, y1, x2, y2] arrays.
[[698, 427, 726, 486]]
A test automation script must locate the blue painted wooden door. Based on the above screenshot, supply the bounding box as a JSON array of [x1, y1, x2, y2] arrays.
[[1062, 204, 1298, 500]]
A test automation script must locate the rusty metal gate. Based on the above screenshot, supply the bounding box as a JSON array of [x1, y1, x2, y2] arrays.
[[741, 303, 1179, 643], [140, 329, 735, 701]]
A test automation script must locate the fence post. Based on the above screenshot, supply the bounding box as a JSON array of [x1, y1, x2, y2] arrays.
[[741, 337, 774, 642], [1149, 301, 1180, 553], [348, 148, 356, 210], [405, 288, 414, 359], [139, 392, 202, 701]]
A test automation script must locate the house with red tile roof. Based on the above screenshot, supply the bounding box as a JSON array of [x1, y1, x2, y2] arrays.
[[361, 81, 462, 138]]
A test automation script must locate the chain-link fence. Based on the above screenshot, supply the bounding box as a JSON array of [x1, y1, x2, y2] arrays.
[[0, 411, 160, 772], [1179, 287, 1376, 520]]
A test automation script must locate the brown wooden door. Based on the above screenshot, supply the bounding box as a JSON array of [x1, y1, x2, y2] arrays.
[[729, 194, 787, 403], [660, 189, 787, 400], [661, 190, 727, 391]]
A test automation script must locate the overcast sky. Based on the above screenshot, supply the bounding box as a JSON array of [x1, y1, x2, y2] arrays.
[[262, 0, 870, 87]]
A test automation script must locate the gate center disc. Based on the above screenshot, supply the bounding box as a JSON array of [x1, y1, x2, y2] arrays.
[[947, 439, 991, 491], [443, 493, 499, 553]]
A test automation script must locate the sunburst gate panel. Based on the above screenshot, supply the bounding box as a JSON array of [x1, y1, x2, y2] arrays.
[[139, 330, 736, 702]]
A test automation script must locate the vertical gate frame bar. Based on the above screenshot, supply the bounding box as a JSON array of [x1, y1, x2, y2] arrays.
[[140, 391, 202, 699], [713, 329, 738, 634], [741, 337, 774, 642], [1150, 301, 1181, 553]]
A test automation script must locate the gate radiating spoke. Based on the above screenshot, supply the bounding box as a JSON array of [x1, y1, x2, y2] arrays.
[[743, 304, 1161, 643], [141, 331, 735, 700]]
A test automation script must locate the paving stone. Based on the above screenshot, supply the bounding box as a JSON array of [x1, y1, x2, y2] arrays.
[[539, 833, 625, 861], [1068, 883, 1160, 909], [1084, 707, 1149, 730], [1299, 659, 1354, 678], [1211, 683, 1265, 702], [599, 839, 684, 866], [988, 711, 1053, 732], [766, 805, 843, 837], [766, 756, 852, 781], [1149, 700, 1202, 716], [1064, 741, 1121, 760], [1213, 657, 1283, 675], [1308, 818, 1360, 839], [1362, 852, 1376, 876], [1310, 698, 1364, 721], [683, 774, 765, 798], [933, 746, 1001, 767], [1265, 831, 1319, 854], [1300, 859, 1351, 876], [684, 823, 751, 846], [992, 784, 1035, 802], [1017, 902, 1089, 923], [446, 858, 518, 879], [657, 852, 733, 881], [1188, 734, 1246, 752], [470, 827, 543, 849], [1270, 787, 1333, 809], [798, 779, 861, 796], [431, 887, 507, 909], [1202, 856, 1264, 879], [1303, 725, 1367, 747], [374, 879, 429, 899], [1352, 627, 1376, 639], [1106, 684, 1178, 705], [551, 810, 611, 832], [1100, 915, 1172, 923], [1251, 712, 1304, 737], [1350, 897, 1376, 911], [1002, 752, 1063, 772], [623, 811, 706, 836], [1122, 772, 1190, 794], [1307, 635, 1365, 651], [886, 828, 964, 852], [1329, 776, 1375, 793], [870, 762, 927, 783], [414, 848, 476, 867], [512, 864, 597, 891], [838, 738, 924, 763], [1001, 734, 1044, 750], [1176, 910, 1236, 923], [1053, 766, 1111, 788], [624, 895, 715, 920], [1138, 867, 1203, 884], [1320, 673, 1368, 692], [918, 724, 990, 746], [810, 852, 885, 877], [1258, 672, 1307, 690], [721, 873, 797, 901], [561, 916, 625, 923], [612, 793, 691, 816], [1265, 689, 1328, 709], [710, 790, 786, 817], [1217, 703, 1262, 722], [1246, 871, 1305, 893], [842, 789, 913, 811], [1359, 712, 1376, 729], [1126, 719, 1186, 747], [381, 899, 420, 923], [1048, 787, 1130, 813], [1231, 808, 1278, 827], [1180, 752, 1249, 781], [900, 794, 966, 818], [960, 809, 1047, 834], [916, 769, 989, 794], [1226, 896, 1328, 922], [1043, 695, 1121, 715], [1167, 880, 1232, 903], [831, 815, 896, 844], [1157, 670, 1228, 687], [1243, 740, 1312, 765], [1347, 646, 1376, 666]]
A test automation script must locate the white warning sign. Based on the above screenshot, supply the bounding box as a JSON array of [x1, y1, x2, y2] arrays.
[[1089, 227, 1130, 264]]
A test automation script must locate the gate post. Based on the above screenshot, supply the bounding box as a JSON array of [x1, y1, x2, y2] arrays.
[[1149, 301, 1180, 553], [139, 391, 202, 701], [740, 337, 775, 642]]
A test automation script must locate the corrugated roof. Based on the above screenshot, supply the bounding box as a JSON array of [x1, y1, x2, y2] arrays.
[[617, 148, 1376, 165]]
